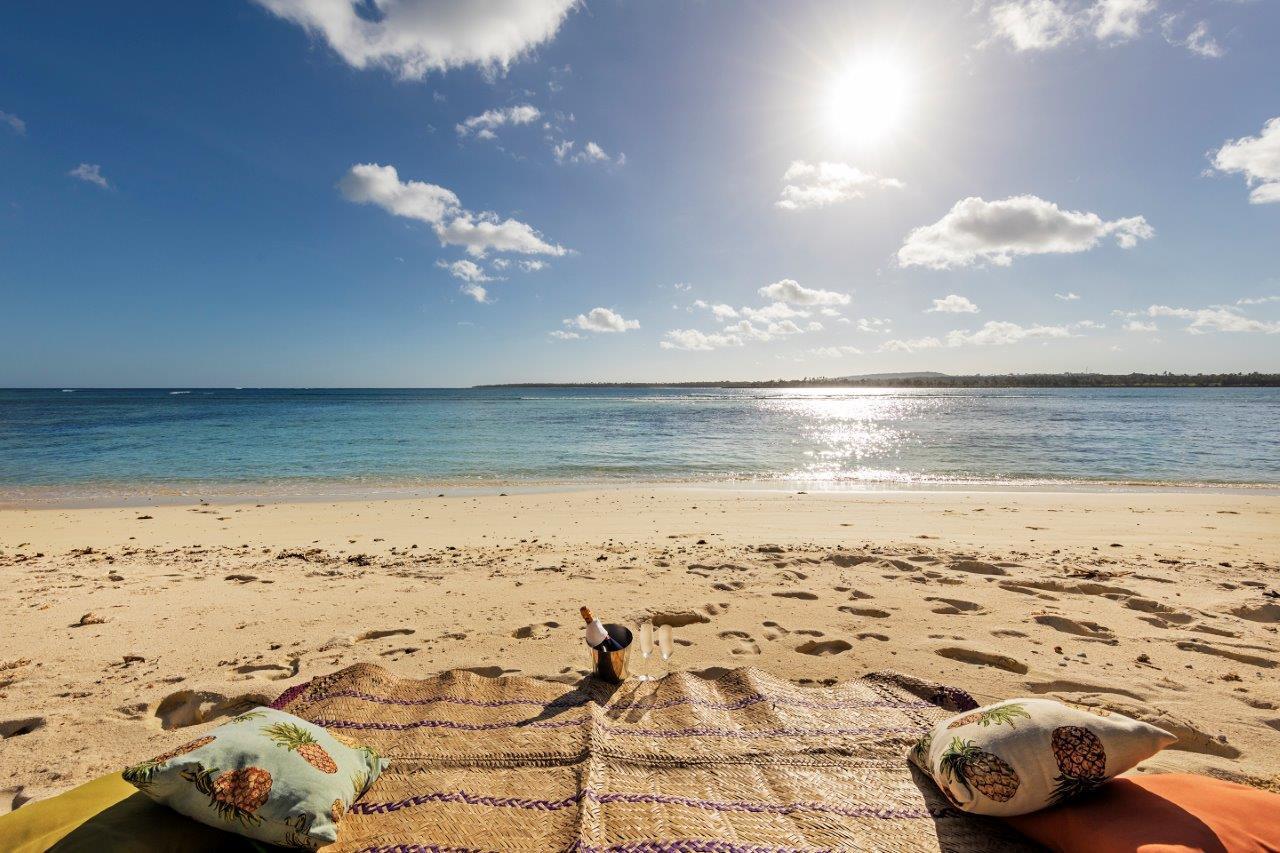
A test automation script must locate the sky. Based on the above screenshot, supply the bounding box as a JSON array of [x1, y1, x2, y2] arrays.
[[0, 0, 1277, 386]]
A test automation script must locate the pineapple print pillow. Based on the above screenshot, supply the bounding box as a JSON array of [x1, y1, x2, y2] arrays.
[[122, 707, 384, 849], [908, 698, 1176, 817]]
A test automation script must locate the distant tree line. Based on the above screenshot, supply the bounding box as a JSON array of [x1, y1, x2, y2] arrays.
[[477, 373, 1280, 389]]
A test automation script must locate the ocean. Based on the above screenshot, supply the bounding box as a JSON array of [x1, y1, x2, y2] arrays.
[[1, 387, 1276, 500]]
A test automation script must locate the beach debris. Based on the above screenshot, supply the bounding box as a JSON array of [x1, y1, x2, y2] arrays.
[[74, 612, 107, 627]]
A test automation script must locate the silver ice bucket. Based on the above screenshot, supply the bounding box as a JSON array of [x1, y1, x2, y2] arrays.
[[589, 623, 632, 683]]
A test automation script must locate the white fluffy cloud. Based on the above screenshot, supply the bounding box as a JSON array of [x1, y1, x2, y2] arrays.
[[897, 195, 1153, 269], [456, 104, 540, 137], [565, 307, 639, 334], [985, 0, 1158, 51], [775, 161, 902, 211], [1146, 305, 1280, 334], [1124, 320, 1157, 332], [693, 300, 740, 321], [549, 329, 581, 340], [253, 0, 577, 79], [660, 328, 744, 351], [927, 294, 980, 314], [1209, 117, 1280, 205], [437, 258, 495, 283], [883, 319, 1086, 351], [0, 110, 25, 135], [553, 139, 624, 166], [459, 282, 490, 303], [339, 163, 567, 257], [1055, 291, 1081, 301], [810, 345, 863, 358], [757, 279, 851, 306], [68, 163, 109, 189]]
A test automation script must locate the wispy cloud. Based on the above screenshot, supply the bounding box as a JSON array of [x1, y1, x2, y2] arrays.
[[0, 110, 25, 135], [757, 279, 850, 306], [775, 161, 902, 211], [68, 163, 109, 189], [456, 104, 541, 138], [563, 307, 639, 334], [898, 195, 1152, 269], [1146, 304, 1280, 334], [983, 0, 1159, 52], [1161, 14, 1224, 58], [553, 139, 625, 166], [1055, 291, 1081, 301]]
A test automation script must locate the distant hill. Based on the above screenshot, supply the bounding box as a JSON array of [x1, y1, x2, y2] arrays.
[[476, 372, 1280, 389]]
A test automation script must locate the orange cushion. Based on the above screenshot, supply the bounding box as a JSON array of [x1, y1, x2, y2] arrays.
[[1005, 773, 1280, 853]]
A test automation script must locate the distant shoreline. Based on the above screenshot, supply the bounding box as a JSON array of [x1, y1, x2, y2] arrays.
[[475, 372, 1280, 389]]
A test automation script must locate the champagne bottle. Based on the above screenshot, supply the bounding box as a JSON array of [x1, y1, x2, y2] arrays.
[[580, 606, 623, 652]]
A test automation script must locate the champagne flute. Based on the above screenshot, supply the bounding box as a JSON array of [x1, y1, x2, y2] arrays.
[[635, 621, 655, 681], [657, 624, 674, 675]]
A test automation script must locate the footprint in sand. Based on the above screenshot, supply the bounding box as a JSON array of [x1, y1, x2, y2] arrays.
[[1124, 598, 1194, 624], [838, 606, 891, 618], [357, 628, 416, 642], [379, 647, 420, 659], [1175, 641, 1277, 669], [771, 591, 818, 601], [857, 633, 889, 641], [795, 639, 853, 656], [1033, 614, 1118, 644], [934, 647, 1029, 674], [1229, 602, 1280, 623], [925, 597, 984, 615], [762, 621, 790, 641], [0, 717, 45, 739], [154, 690, 271, 730], [947, 560, 1007, 576], [713, 580, 745, 592], [1024, 680, 1147, 700], [512, 621, 561, 639], [718, 630, 762, 656]]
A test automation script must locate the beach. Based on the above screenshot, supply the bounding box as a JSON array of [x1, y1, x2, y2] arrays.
[[2, 486, 1277, 811]]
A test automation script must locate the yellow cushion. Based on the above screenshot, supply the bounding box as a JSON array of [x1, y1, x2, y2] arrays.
[[0, 772, 263, 852]]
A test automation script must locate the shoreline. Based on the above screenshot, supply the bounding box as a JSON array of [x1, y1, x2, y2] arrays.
[[2, 486, 1278, 808], [4, 477, 1280, 510]]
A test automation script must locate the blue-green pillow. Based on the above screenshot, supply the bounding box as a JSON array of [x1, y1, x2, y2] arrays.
[[122, 707, 384, 849]]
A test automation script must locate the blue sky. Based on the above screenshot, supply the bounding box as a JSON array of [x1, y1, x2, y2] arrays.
[[0, 0, 1276, 386]]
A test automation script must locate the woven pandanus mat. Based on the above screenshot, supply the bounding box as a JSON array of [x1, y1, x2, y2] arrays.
[[271, 665, 1037, 852]]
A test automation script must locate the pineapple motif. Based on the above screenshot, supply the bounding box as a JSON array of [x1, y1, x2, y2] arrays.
[[331, 798, 346, 823], [182, 764, 272, 826], [228, 710, 266, 725], [1049, 725, 1108, 804], [281, 812, 320, 850], [265, 721, 338, 773], [946, 703, 1031, 730], [123, 735, 216, 787], [351, 768, 372, 801], [939, 737, 1020, 803], [910, 731, 934, 765], [329, 731, 363, 750]]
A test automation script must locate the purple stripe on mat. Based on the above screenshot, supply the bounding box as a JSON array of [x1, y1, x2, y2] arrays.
[[355, 845, 831, 853], [270, 679, 311, 709], [313, 714, 925, 738], [352, 787, 947, 822], [298, 689, 932, 713]]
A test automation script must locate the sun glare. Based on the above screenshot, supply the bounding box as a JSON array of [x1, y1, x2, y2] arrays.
[[825, 51, 911, 146]]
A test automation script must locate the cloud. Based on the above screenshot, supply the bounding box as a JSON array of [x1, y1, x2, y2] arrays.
[[565, 307, 639, 334], [882, 319, 1087, 352], [739, 302, 808, 323], [518, 260, 547, 272], [1161, 15, 1223, 58], [1055, 291, 1081, 301], [1146, 304, 1280, 334], [252, 0, 577, 79], [927, 294, 980, 314], [1209, 117, 1280, 205], [810, 345, 862, 358], [854, 318, 892, 333], [456, 104, 540, 137], [660, 328, 744, 351], [459, 282, 490, 303], [1237, 295, 1280, 306], [757, 279, 851, 306], [985, 0, 1157, 51], [68, 163, 109, 189], [897, 194, 1153, 269], [1123, 320, 1158, 332], [339, 163, 567, 257], [694, 300, 740, 320], [437, 258, 495, 283], [549, 329, 581, 340], [0, 110, 25, 135], [881, 336, 943, 353], [554, 139, 624, 166], [775, 161, 902, 210]]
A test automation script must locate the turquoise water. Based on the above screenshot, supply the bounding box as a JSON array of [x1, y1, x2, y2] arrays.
[[0, 387, 1276, 499]]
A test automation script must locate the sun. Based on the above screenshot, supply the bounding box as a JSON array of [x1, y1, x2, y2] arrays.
[[825, 51, 912, 146]]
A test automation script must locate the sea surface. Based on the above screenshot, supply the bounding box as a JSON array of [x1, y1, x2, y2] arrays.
[[0, 387, 1277, 500]]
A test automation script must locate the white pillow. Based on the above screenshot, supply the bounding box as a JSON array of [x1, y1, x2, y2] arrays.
[[908, 698, 1176, 817]]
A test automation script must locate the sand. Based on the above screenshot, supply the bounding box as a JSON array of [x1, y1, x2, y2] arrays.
[[2, 486, 1278, 813]]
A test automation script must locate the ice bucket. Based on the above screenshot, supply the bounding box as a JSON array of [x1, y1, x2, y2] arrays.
[[589, 623, 632, 683]]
